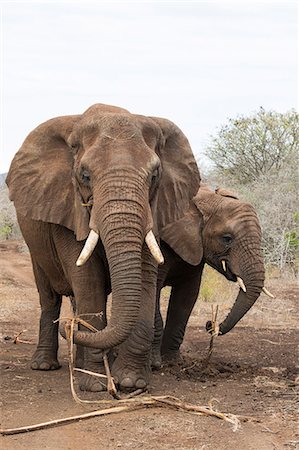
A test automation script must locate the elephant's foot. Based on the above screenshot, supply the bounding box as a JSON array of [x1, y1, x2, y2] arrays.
[[111, 354, 150, 391], [150, 345, 162, 370], [78, 349, 115, 392], [31, 349, 61, 371], [112, 320, 153, 391], [161, 350, 182, 366], [78, 363, 107, 392]]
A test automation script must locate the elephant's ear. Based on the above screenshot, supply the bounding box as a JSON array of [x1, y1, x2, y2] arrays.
[[150, 117, 202, 265], [215, 187, 239, 199], [159, 205, 203, 265], [192, 185, 218, 223], [6, 115, 89, 240]]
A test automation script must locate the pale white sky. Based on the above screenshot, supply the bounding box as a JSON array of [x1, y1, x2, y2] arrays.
[[1, 1, 298, 172]]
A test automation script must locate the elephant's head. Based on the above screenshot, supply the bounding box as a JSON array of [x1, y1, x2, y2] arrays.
[[161, 184, 268, 335], [6, 103, 200, 349], [193, 185, 266, 334]]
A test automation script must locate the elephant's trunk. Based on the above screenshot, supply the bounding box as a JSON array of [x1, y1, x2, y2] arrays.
[[72, 170, 147, 349], [219, 244, 265, 335], [219, 281, 264, 335]]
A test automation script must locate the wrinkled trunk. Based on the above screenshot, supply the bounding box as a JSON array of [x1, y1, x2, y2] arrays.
[[219, 240, 265, 335], [219, 284, 263, 335], [72, 171, 147, 349]]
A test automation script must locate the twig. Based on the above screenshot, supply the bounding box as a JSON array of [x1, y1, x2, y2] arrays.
[[123, 389, 145, 399], [13, 330, 33, 345], [261, 426, 278, 434], [63, 318, 121, 403], [181, 361, 198, 372], [103, 351, 120, 399], [201, 305, 219, 369], [53, 316, 101, 331], [0, 403, 145, 436], [154, 396, 240, 431], [261, 339, 280, 345], [73, 368, 107, 379]]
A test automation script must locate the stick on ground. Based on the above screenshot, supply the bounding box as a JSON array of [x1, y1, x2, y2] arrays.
[[0, 395, 241, 436]]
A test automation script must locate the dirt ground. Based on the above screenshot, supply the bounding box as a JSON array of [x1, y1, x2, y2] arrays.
[[0, 240, 298, 450]]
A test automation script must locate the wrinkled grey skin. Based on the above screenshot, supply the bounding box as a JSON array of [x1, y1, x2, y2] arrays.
[[151, 185, 265, 367], [6, 103, 200, 391]]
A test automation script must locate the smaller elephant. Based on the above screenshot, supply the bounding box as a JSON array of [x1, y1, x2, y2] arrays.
[[152, 184, 272, 366]]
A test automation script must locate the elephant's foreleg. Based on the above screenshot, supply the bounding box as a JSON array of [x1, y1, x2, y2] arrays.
[[161, 262, 204, 361], [112, 247, 157, 391], [31, 261, 62, 371], [151, 284, 164, 369], [71, 256, 109, 392]]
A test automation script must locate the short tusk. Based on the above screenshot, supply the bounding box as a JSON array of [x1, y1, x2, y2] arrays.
[[262, 287, 275, 298], [76, 230, 99, 266], [221, 260, 226, 272], [237, 276, 246, 293], [145, 230, 164, 265]]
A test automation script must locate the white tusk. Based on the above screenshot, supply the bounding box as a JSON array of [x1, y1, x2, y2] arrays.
[[262, 287, 275, 298], [76, 230, 99, 266], [237, 276, 246, 292], [145, 230, 164, 265], [222, 260, 226, 272]]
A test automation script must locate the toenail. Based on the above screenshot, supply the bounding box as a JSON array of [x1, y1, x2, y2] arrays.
[[39, 362, 50, 370], [136, 379, 147, 389], [121, 377, 134, 388]]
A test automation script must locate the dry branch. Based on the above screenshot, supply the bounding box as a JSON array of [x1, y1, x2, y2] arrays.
[[13, 330, 33, 345], [0, 395, 241, 436], [0, 403, 144, 436], [203, 305, 219, 363]]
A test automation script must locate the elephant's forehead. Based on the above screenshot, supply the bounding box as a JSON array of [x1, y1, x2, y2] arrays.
[[82, 109, 132, 127], [78, 113, 145, 141], [218, 198, 254, 214]]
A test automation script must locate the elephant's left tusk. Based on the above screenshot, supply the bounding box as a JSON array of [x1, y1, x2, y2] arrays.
[[237, 276, 246, 292], [145, 230, 164, 265], [262, 287, 275, 298], [76, 230, 99, 266]]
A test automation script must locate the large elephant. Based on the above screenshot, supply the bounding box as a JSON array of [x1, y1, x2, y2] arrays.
[[152, 184, 271, 366], [6, 103, 200, 391]]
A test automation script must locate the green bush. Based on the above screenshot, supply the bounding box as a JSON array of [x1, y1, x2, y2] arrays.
[[205, 108, 298, 275]]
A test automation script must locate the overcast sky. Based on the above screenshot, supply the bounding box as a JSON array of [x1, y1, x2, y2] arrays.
[[1, 1, 298, 173]]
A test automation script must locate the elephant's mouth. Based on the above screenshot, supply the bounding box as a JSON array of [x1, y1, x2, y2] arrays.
[[220, 260, 237, 283], [208, 259, 237, 283], [220, 260, 249, 292], [81, 195, 94, 208]]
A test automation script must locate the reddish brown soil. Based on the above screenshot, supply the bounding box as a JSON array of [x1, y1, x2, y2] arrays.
[[0, 240, 298, 450]]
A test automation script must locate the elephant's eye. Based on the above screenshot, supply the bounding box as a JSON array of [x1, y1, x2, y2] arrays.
[[151, 169, 158, 183], [151, 166, 161, 186], [222, 234, 233, 246], [70, 141, 80, 152], [81, 169, 90, 185]]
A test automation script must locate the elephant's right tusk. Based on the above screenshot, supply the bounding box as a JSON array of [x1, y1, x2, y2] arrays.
[[145, 230, 164, 265], [262, 287, 275, 298], [221, 260, 227, 272], [237, 276, 246, 292], [76, 230, 99, 266]]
